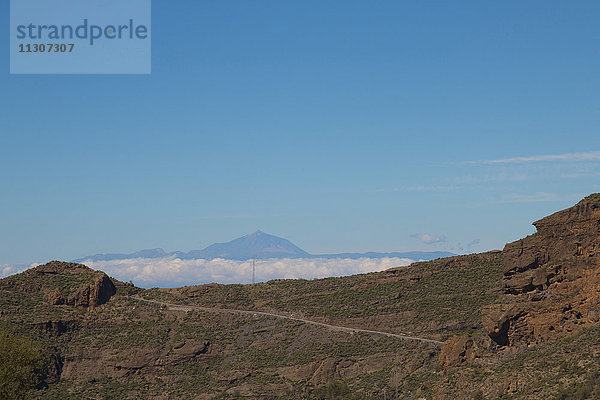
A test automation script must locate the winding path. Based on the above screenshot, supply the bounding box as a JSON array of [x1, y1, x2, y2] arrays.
[[130, 296, 443, 345]]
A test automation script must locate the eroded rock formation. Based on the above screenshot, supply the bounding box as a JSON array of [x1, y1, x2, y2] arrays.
[[67, 273, 116, 308], [27, 261, 116, 309], [483, 194, 600, 348]]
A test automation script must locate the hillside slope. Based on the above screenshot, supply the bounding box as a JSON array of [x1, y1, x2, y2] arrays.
[[0, 255, 501, 399], [2, 195, 600, 399]]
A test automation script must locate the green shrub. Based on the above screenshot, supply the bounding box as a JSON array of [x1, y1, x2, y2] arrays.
[[318, 380, 352, 400], [556, 371, 600, 399], [0, 328, 48, 400]]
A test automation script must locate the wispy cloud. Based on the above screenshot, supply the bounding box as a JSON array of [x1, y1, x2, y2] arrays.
[[198, 213, 287, 220], [384, 185, 461, 192], [410, 233, 447, 245], [462, 151, 600, 166], [466, 239, 480, 248], [499, 192, 580, 203], [450, 239, 481, 254], [77, 256, 414, 288], [378, 152, 600, 194]]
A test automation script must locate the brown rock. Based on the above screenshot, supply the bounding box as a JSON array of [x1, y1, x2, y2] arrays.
[[439, 334, 474, 368], [490, 194, 600, 348], [29, 261, 117, 309], [48, 288, 65, 305], [33, 320, 78, 336], [172, 340, 210, 359], [116, 348, 160, 370], [503, 194, 600, 278], [67, 273, 116, 309], [481, 304, 526, 347]]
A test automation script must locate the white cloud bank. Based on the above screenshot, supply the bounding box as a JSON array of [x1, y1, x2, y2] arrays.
[[78, 256, 414, 288], [1, 263, 37, 279]]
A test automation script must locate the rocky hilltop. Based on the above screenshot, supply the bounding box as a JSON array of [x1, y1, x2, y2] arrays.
[[29, 261, 117, 309]]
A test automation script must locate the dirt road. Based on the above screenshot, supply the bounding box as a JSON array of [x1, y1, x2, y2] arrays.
[[130, 296, 443, 345]]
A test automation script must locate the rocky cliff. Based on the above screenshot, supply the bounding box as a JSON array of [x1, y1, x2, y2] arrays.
[[483, 194, 600, 348]]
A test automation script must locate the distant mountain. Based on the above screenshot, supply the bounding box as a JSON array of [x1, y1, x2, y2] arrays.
[[73, 248, 168, 263], [182, 230, 310, 260], [73, 231, 455, 262]]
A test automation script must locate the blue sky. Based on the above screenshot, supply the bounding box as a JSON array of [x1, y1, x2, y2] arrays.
[[1, 1, 600, 266]]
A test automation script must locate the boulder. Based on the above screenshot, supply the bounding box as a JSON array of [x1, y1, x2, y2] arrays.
[[439, 334, 474, 368]]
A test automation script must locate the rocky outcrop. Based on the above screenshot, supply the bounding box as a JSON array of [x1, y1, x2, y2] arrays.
[[28, 261, 117, 309], [503, 193, 600, 280], [439, 335, 474, 368], [66, 274, 116, 309], [484, 194, 600, 348], [33, 320, 79, 336], [440, 195, 600, 367], [171, 339, 211, 362]]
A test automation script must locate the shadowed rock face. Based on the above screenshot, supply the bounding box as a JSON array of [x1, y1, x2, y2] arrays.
[[34, 320, 79, 336], [68, 274, 116, 308], [483, 194, 600, 348]]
